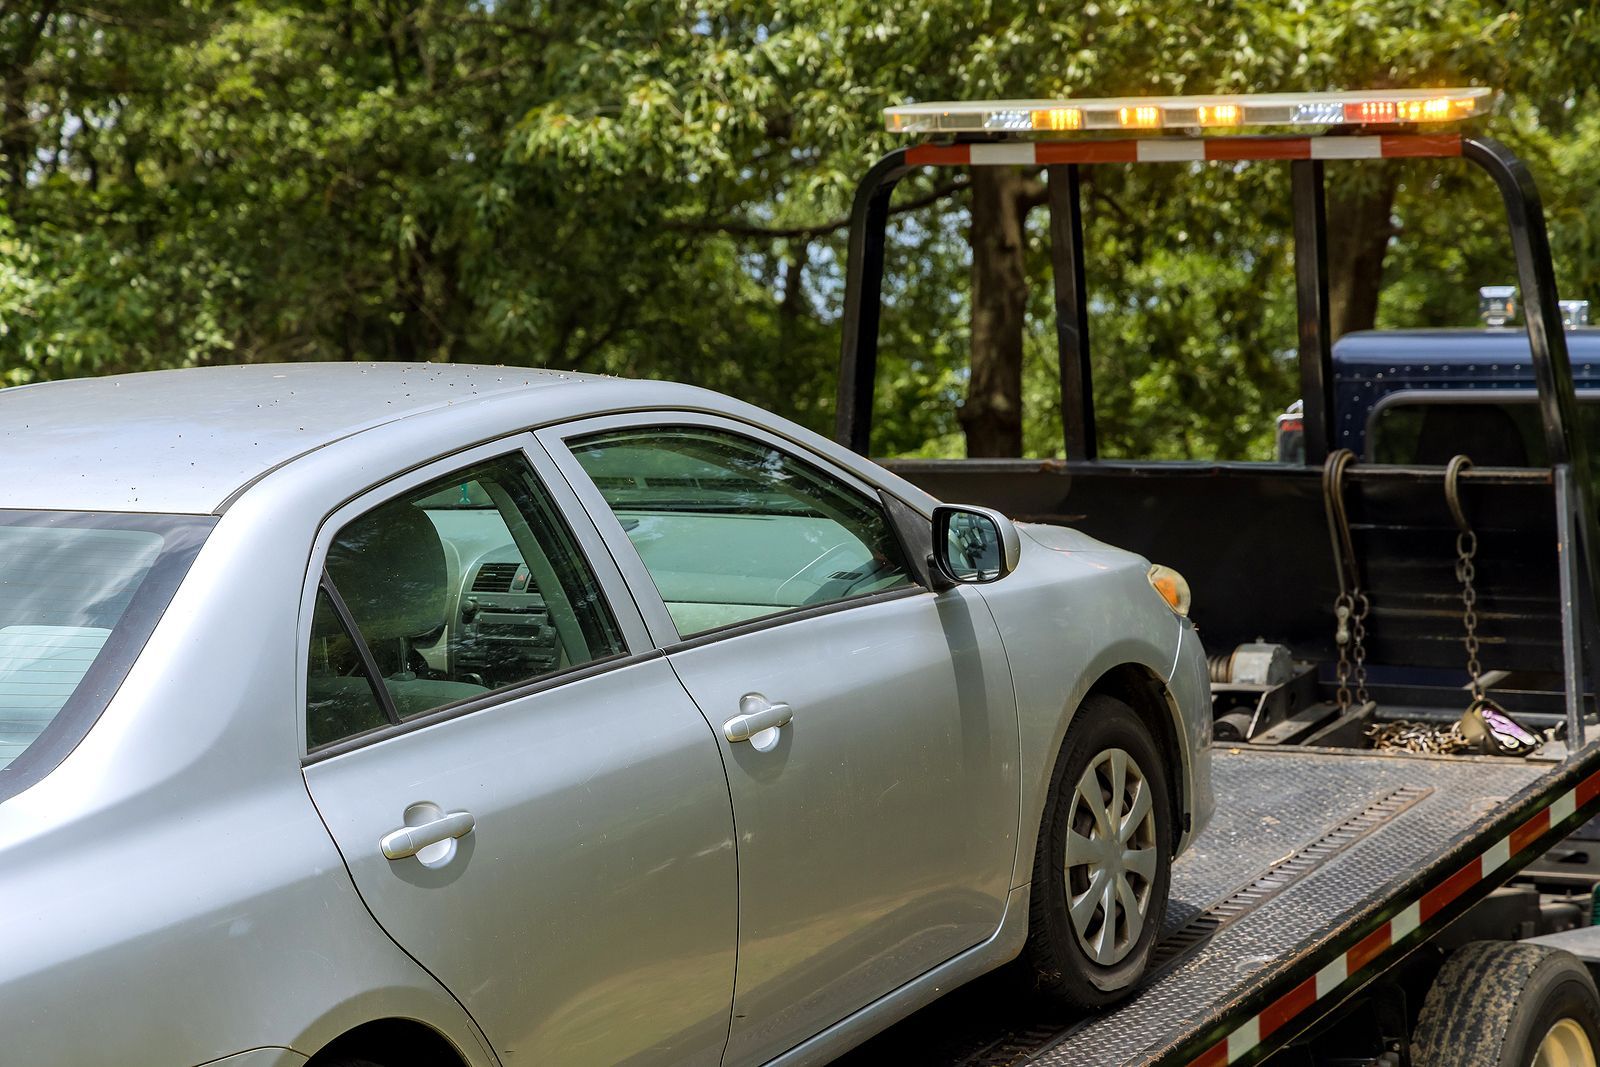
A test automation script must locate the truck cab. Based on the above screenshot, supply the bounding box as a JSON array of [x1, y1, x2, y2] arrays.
[[1277, 295, 1598, 466]]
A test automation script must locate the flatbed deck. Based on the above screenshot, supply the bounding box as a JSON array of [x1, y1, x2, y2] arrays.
[[834, 744, 1569, 1066]]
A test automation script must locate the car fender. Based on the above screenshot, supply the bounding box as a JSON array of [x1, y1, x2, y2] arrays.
[[975, 522, 1201, 891]]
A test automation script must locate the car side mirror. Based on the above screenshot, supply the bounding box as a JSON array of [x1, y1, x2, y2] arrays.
[[930, 505, 1022, 587]]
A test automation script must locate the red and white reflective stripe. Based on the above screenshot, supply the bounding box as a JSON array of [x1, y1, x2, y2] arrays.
[[1188, 766, 1600, 1067], [905, 134, 1461, 168]]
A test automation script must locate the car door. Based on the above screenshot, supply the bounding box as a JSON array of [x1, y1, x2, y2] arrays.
[[299, 437, 738, 1067], [539, 415, 1021, 1066]]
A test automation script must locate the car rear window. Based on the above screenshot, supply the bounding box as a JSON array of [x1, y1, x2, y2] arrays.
[[0, 511, 212, 801]]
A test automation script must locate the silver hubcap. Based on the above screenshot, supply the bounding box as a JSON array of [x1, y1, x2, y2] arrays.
[[1535, 1019, 1598, 1067], [1064, 747, 1157, 966]]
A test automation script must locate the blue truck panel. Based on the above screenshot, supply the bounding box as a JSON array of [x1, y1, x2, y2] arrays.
[[1332, 328, 1600, 455]]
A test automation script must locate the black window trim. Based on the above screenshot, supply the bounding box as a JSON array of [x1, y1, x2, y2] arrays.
[[315, 570, 400, 728]]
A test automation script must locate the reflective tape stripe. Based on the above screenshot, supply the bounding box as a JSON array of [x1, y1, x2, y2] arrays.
[[1511, 806, 1551, 855], [905, 144, 970, 166], [969, 142, 1037, 165], [905, 134, 1462, 168], [1258, 976, 1318, 1041], [1189, 771, 1600, 1066], [1036, 141, 1139, 164], [1226, 1016, 1260, 1062], [1311, 138, 1385, 159], [1382, 133, 1463, 158], [1483, 835, 1512, 874], [1314, 955, 1347, 998], [1138, 140, 1207, 162], [1391, 901, 1421, 942], [1209, 138, 1311, 161]]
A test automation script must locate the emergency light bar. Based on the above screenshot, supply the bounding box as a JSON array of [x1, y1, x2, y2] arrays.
[[886, 88, 1493, 135]]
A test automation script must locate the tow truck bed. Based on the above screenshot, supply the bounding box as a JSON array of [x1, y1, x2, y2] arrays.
[[839, 745, 1575, 1066]]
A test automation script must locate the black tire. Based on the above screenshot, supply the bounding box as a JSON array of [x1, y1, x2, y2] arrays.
[[1413, 941, 1600, 1066], [1022, 694, 1173, 1010]]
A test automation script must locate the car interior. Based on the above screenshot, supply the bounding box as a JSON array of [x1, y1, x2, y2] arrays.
[[305, 456, 623, 749]]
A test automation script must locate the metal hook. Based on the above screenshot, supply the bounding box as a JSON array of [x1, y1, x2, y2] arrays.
[[1444, 454, 1474, 534]]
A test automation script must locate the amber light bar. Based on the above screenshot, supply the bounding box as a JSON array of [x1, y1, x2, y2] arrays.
[[885, 88, 1493, 136]]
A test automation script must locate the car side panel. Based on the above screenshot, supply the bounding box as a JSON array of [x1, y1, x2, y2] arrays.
[[975, 524, 1203, 889]]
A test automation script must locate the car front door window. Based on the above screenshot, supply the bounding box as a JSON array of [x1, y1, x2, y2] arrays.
[[567, 427, 916, 638]]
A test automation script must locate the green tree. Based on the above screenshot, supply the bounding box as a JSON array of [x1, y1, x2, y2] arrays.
[[2, 1, 1599, 463]]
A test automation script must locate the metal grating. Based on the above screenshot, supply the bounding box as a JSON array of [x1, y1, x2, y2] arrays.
[[1146, 785, 1434, 974]]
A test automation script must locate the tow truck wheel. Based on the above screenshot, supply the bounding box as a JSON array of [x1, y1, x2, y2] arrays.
[[1412, 941, 1600, 1066], [1023, 695, 1172, 1009]]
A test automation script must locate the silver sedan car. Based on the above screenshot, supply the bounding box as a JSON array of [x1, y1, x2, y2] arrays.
[[0, 364, 1211, 1067]]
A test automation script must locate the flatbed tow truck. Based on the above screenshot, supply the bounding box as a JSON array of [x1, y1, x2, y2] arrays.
[[827, 90, 1600, 1065]]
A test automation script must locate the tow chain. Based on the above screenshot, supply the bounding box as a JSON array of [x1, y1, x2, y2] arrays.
[[1368, 457, 1540, 756], [1364, 719, 1473, 754], [1446, 456, 1486, 703], [1323, 450, 1370, 712]]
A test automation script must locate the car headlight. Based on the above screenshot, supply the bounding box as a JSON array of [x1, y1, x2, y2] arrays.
[[1148, 564, 1191, 617]]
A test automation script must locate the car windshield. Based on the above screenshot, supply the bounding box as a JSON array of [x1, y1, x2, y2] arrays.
[[0, 511, 212, 801]]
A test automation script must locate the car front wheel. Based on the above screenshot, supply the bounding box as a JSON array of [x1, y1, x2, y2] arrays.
[[1023, 694, 1173, 1009]]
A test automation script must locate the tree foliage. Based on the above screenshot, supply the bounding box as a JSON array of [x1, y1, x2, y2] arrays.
[[2, 1, 1599, 459]]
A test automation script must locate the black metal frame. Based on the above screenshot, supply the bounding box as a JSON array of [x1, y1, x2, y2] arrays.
[[833, 131, 1600, 742], [1291, 159, 1335, 466]]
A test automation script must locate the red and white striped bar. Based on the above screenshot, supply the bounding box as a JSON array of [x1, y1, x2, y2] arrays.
[[904, 134, 1461, 168], [1188, 764, 1600, 1067]]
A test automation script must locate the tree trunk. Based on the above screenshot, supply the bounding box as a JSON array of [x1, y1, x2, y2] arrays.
[[1326, 165, 1399, 338], [1, 2, 61, 215], [963, 167, 1030, 457]]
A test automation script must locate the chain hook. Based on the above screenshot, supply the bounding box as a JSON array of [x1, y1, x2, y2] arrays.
[[1445, 454, 1474, 534]]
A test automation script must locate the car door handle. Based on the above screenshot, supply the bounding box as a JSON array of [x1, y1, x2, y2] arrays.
[[380, 810, 476, 860], [723, 698, 793, 743]]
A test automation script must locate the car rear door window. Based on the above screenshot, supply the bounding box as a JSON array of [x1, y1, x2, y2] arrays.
[[307, 453, 626, 749], [567, 427, 915, 638]]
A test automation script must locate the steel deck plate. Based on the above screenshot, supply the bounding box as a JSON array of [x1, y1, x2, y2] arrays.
[[833, 745, 1548, 1067]]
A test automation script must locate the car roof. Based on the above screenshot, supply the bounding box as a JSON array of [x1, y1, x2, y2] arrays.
[[0, 363, 615, 514]]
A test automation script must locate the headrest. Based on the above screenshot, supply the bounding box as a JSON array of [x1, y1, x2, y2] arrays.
[[327, 501, 448, 643]]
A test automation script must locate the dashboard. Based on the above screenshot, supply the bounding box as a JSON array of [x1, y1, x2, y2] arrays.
[[422, 509, 563, 691]]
